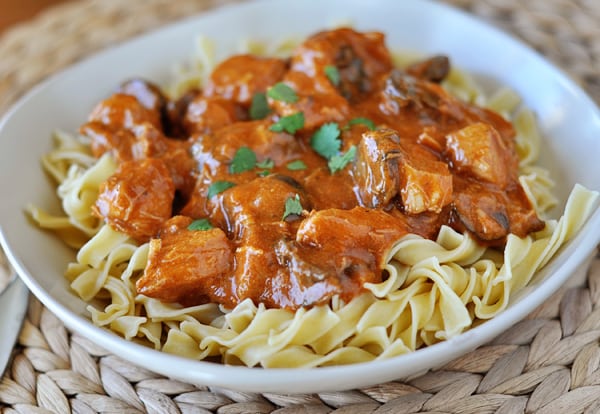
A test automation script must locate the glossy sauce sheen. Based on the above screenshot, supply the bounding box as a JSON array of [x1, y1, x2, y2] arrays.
[[84, 28, 544, 310]]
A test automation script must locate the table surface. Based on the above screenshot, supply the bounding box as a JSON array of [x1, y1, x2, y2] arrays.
[[0, 0, 70, 34]]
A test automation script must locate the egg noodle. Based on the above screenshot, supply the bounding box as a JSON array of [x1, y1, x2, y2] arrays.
[[28, 36, 599, 367]]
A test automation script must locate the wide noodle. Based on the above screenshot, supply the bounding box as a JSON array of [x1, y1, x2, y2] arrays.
[[29, 28, 599, 367]]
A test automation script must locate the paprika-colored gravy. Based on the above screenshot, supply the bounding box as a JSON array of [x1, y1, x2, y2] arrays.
[[83, 28, 544, 310]]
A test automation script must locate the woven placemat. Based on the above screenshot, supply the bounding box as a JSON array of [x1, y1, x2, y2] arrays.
[[1, 0, 600, 412]]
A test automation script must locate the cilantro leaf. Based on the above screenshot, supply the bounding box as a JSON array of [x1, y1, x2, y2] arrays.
[[345, 117, 376, 131], [269, 112, 305, 134], [267, 83, 298, 103], [310, 122, 341, 159], [249, 92, 270, 120], [256, 158, 274, 169], [324, 65, 340, 87], [328, 145, 357, 174], [257, 170, 271, 177], [282, 194, 303, 221], [230, 147, 257, 173], [286, 160, 307, 171], [207, 180, 236, 198], [187, 218, 213, 231]]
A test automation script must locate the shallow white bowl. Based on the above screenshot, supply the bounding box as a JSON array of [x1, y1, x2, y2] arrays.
[[1, 0, 600, 393]]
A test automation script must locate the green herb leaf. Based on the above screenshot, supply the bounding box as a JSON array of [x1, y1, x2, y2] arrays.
[[256, 158, 274, 169], [282, 194, 303, 221], [187, 218, 213, 231], [249, 92, 270, 120], [310, 122, 341, 159], [267, 82, 298, 103], [286, 160, 308, 171], [269, 112, 305, 134], [207, 180, 236, 198], [324, 65, 340, 86], [230, 147, 257, 174], [345, 117, 376, 131], [328, 145, 357, 174], [257, 170, 271, 177]]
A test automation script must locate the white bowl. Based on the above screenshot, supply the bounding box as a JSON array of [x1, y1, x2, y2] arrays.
[[1, 0, 600, 393]]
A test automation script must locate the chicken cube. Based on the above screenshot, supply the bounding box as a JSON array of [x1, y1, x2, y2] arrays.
[[398, 142, 453, 215], [81, 94, 163, 159], [118, 78, 167, 115], [445, 122, 513, 188], [183, 96, 242, 134], [289, 28, 392, 102], [219, 175, 309, 238], [93, 158, 175, 242], [270, 72, 350, 131], [137, 219, 234, 305], [270, 28, 392, 130], [204, 55, 287, 105], [296, 207, 408, 269]]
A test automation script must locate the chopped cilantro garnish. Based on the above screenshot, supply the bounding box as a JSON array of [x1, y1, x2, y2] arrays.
[[187, 218, 213, 231], [257, 170, 271, 177], [345, 117, 376, 131], [282, 194, 303, 221], [286, 160, 307, 171], [249, 92, 270, 120], [324, 65, 340, 86], [267, 82, 298, 103], [230, 147, 257, 174], [256, 158, 274, 169], [310, 122, 341, 159], [328, 145, 357, 173], [207, 180, 236, 198], [269, 112, 305, 134]]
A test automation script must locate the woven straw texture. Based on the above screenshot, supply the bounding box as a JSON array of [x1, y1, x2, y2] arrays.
[[1, 0, 600, 412]]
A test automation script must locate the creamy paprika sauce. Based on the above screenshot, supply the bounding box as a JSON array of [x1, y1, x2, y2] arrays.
[[83, 28, 544, 310]]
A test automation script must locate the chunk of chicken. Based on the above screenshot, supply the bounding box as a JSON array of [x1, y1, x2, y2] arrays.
[[270, 72, 350, 131], [182, 121, 305, 217], [353, 129, 452, 214], [81, 94, 163, 159], [218, 175, 309, 238], [232, 207, 408, 309], [398, 142, 453, 214], [289, 28, 392, 101], [137, 216, 234, 305], [445, 122, 516, 188], [93, 158, 175, 242], [271, 28, 392, 131], [214, 176, 306, 305], [84, 120, 195, 198], [118, 78, 167, 115], [295, 207, 408, 270], [190, 120, 303, 178], [183, 96, 243, 134], [204, 54, 287, 105]]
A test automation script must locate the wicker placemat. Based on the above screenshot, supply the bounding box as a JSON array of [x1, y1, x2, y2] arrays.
[[1, 0, 600, 412]]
